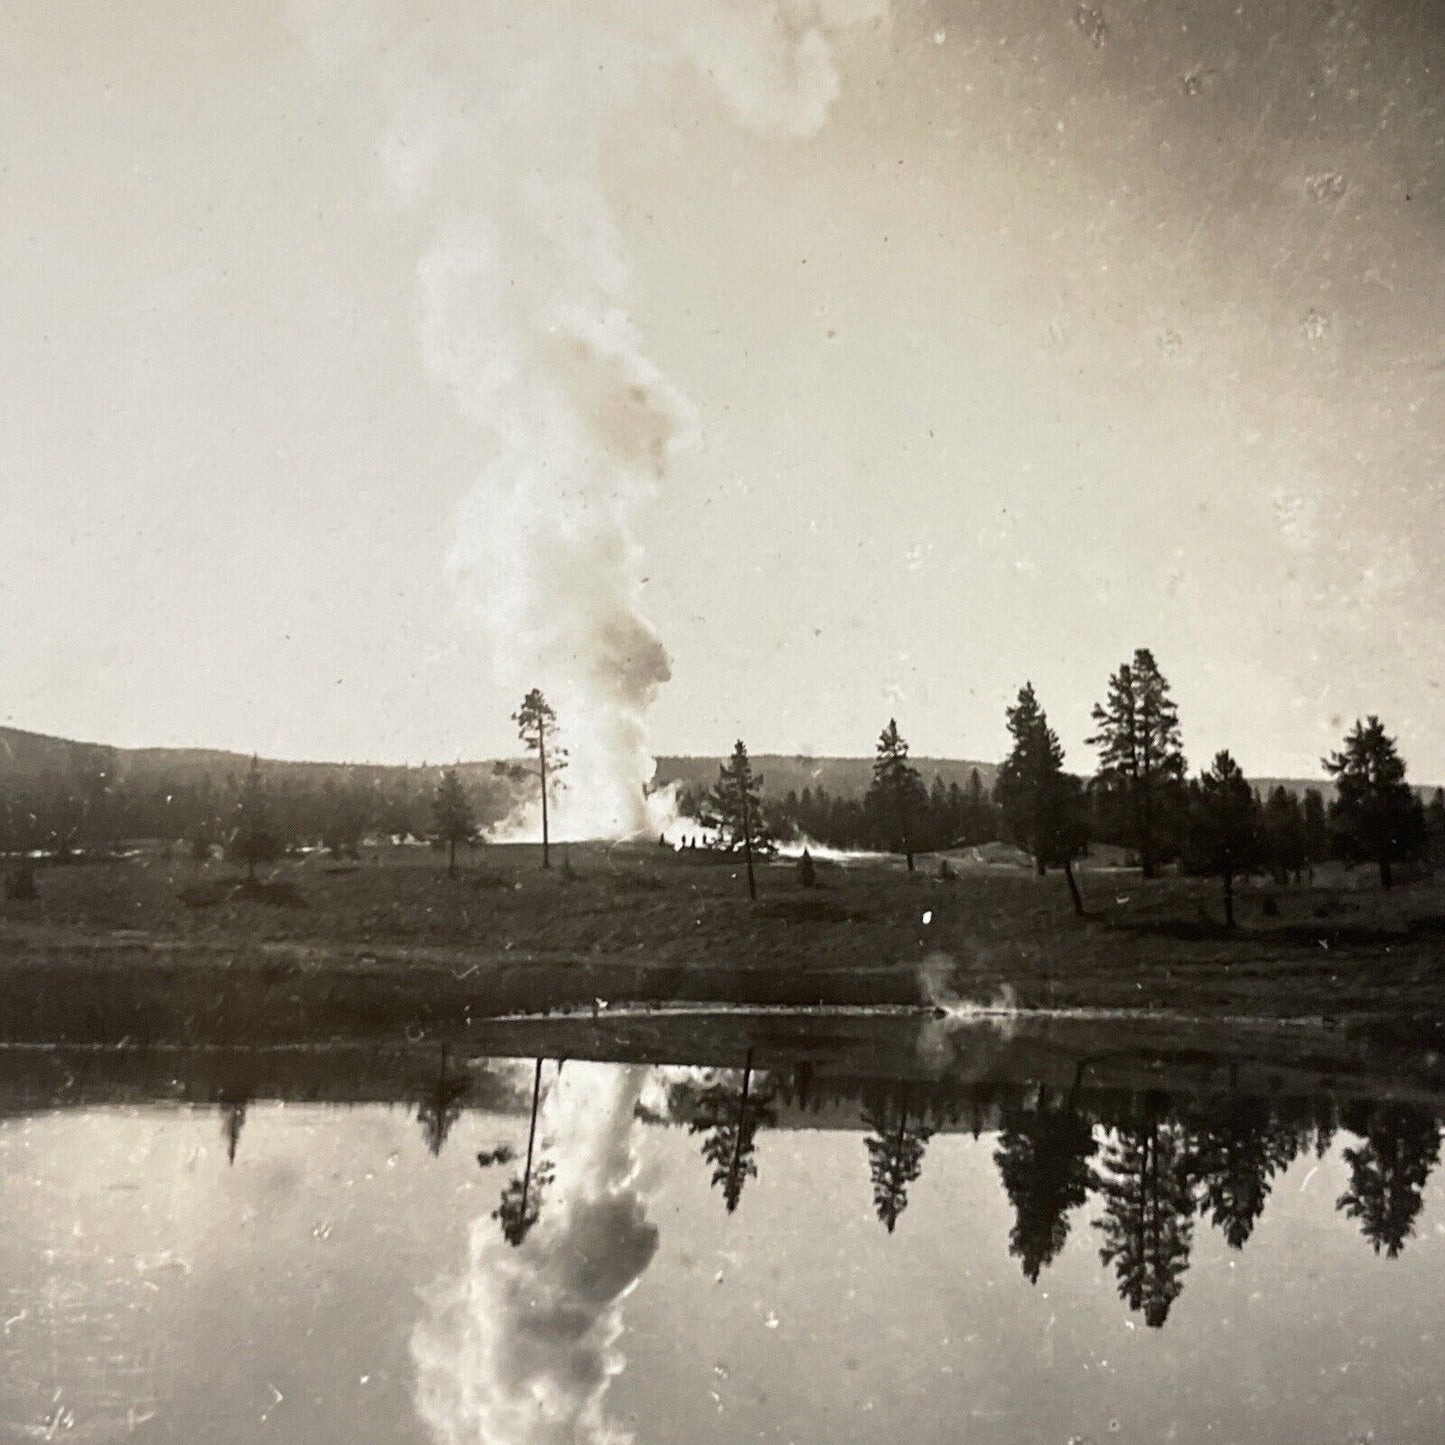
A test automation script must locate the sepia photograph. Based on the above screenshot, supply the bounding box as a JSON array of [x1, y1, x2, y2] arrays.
[[3, 1, 1444, 1440]]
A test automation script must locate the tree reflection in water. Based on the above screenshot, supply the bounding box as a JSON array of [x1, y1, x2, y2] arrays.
[[687, 1049, 778, 1214], [494, 1058, 555, 1246], [862, 1084, 935, 1234], [1093, 1099, 1196, 1328], [1187, 1094, 1305, 1250], [416, 1043, 469, 1158], [994, 1090, 1098, 1281], [1337, 1101, 1443, 1258], [397, 1040, 1443, 1331]]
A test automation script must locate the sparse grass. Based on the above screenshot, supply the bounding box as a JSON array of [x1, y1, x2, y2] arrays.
[[0, 843, 1441, 1047]]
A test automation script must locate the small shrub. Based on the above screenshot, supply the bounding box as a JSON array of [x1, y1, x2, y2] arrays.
[[178, 881, 227, 909], [937, 858, 957, 881], [5, 862, 38, 901], [238, 878, 308, 909], [613, 870, 666, 893], [472, 872, 515, 892]]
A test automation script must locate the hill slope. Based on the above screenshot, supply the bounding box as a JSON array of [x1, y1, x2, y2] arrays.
[[0, 727, 1371, 801]]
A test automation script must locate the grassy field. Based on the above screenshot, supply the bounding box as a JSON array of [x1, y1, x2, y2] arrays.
[[0, 841, 1442, 1047]]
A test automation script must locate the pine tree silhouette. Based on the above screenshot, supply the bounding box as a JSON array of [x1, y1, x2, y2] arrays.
[[494, 1059, 553, 1246], [417, 1044, 470, 1157], [688, 1052, 777, 1213], [994, 1097, 1099, 1281], [862, 1086, 935, 1234], [1336, 1102, 1442, 1258], [1188, 1096, 1303, 1249], [1094, 1109, 1196, 1327]]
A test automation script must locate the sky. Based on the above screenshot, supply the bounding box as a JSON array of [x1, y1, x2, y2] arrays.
[[3, 0, 1444, 787]]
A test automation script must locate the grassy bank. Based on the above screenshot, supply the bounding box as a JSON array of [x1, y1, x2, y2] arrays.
[[0, 842, 1442, 1046]]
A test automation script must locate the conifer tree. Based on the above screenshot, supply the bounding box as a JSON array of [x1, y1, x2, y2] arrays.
[[995, 683, 1054, 875], [1261, 786, 1306, 885], [513, 689, 567, 869], [432, 768, 476, 878], [417, 1046, 470, 1157], [703, 740, 773, 899], [1428, 787, 1445, 867], [867, 719, 927, 871], [687, 1053, 777, 1214], [995, 682, 1090, 912], [495, 1060, 552, 1247], [230, 756, 280, 884], [1301, 787, 1330, 877], [1336, 1102, 1441, 1258], [1188, 751, 1262, 927], [1324, 716, 1427, 889], [1088, 649, 1187, 878], [1188, 1096, 1302, 1249]]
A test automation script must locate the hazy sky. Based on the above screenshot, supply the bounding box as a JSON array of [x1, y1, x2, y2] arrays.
[[4, 0, 1444, 781]]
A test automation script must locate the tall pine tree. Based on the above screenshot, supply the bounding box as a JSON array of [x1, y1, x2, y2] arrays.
[[1188, 1095, 1303, 1249], [1323, 716, 1426, 889], [702, 740, 774, 900], [1187, 751, 1262, 928], [687, 1053, 777, 1214], [867, 720, 927, 871], [995, 682, 1091, 913], [230, 755, 280, 884], [431, 768, 476, 878], [1088, 649, 1187, 879], [513, 689, 567, 870]]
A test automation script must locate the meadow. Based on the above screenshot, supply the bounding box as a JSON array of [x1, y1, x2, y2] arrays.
[[0, 840, 1441, 1051]]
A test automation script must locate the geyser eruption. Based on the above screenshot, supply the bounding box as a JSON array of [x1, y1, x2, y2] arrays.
[[411, 1063, 657, 1445], [294, 0, 889, 837]]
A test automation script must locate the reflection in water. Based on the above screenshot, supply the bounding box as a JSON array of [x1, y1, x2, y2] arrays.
[[1188, 1094, 1303, 1250], [862, 1084, 935, 1234], [1338, 1101, 1443, 1259], [1, 1019, 1443, 1443], [413, 1063, 658, 1444], [1093, 1102, 1196, 1329], [417, 1044, 471, 1158], [994, 1091, 1099, 1282], [395, 1040, 1444, 1331], [686, 1049, 778, 1214], [495, 1058, 554, 1246], [217, 1091, 248, 1166]]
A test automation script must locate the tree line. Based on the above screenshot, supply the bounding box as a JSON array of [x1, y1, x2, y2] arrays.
[[703, 647, 1445, 916], [420, 1050, 1442, 1331], [0, 688, 570, 880]]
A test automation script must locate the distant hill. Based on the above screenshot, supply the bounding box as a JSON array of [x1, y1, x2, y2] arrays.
[[654, 755, 1000, 801], [1, 727, 1406, 803], [658, 757, 1362, 803], [0, 725, 503, 791]]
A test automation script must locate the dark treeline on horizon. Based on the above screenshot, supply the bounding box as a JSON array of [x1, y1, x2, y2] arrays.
[[0, 760, 515, 861], [700, 648, 1445, 901], [3, 650, 1444, 894]]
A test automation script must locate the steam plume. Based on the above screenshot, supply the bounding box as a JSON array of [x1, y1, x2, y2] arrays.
[[293, 0, 889, 836], [412, 1063, 656, 1444]]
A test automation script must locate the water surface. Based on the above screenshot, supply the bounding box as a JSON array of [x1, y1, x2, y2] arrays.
[[1, 1017, 1441, 1443]]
